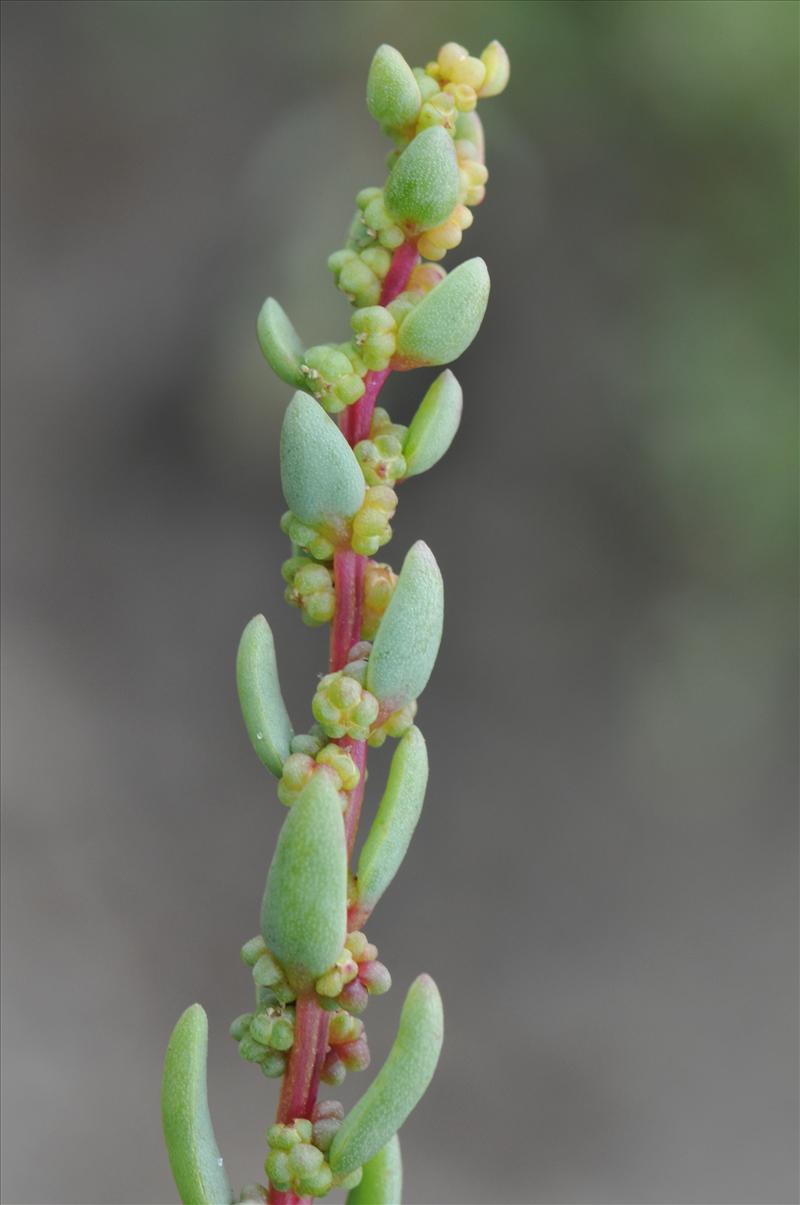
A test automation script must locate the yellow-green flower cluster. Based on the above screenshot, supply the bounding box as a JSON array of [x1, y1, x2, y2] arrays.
[[265, 1118, 363, 1198], [300, 344, 365, 414], [351, 484, 398, 556], [282, 557, 336, 625], [362, 561, 398, 639], [277, 736, 360, 809], [312, 666, 379, 741]]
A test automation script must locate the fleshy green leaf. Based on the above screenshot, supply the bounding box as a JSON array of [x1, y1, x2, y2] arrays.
[[346, 1135, 402, 1205], [161, 1004, 233, 1205], [256, 298, 306, 388], [261, 772, 347, 989], [367, 45, 421, 132], [366, 541, 443, 709], [280, 392, 365, 527], [355, 727, 428, 921], [236, 615, 293, 777], [402, 369, 463, 478], [329, 975, 444, 1177], [393, 258, 490, 370], [384, 127, 460, 233]]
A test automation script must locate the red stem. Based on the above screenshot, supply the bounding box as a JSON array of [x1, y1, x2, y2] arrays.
[[268, 241, 418, 1205]]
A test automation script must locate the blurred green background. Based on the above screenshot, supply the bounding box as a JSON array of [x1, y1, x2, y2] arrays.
[[1, 2, 797, 1203]]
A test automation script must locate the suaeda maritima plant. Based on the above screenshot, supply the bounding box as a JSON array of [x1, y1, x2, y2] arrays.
[[162, 38, 509, 1205]]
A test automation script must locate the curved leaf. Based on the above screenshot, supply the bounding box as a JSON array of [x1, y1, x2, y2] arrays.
[[161, 1004, 233, 1205], [329, 975, 443, 1176], [402, 369, 463, 478], [393, 258, 490, 370], [256, 298, 306, 388], [355, 727, 428, 921], [236, 615, 293, 777], [346, 1135, 402, 1205], [261, 771, 347, 989], [280, 392, 365, 527], [366, 541, 443, 709]]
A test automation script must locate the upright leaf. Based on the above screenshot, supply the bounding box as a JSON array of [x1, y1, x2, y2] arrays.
[[393, 258, 490, 369], [384, 127, 460, 232], [161, 1004, 233, 1205], [367, 46, 421, 132], [355, 727, 428, 922], [403, 369, 463, 477], [329, 975, 444, 1176], [256, 298, 306, 388], [346, 1135, 402, 1205], [280, 392, 365, 527], [236, 615, 293, 777], [261, 772, 347, 988], [366, 541, 444, 709]]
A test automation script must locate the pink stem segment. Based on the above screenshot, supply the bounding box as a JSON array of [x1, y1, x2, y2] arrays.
[[268, 240, 418, 1205]]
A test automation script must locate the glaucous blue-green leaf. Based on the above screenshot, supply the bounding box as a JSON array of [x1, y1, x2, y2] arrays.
[[256, 298, 306, 388], [236, 615, 293, 777], [384, 127, 460, 232], [366, 541, 443, 709], [355, 727, 428, 921], [346, 1135, 402, 1205], [402, 370, 463, 478], [329, 975, 443, 1177], [280, 392, 365, 526], [261, 772, 347, 989], [367, 45, 421, 132], [393, 258, 490, 370], [161, 1004, 233, 1205]]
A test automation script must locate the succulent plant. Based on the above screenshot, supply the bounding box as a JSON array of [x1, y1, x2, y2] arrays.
[[162, 38, 508, 1205]]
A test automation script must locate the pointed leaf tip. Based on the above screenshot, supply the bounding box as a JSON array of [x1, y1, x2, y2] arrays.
[[281, 392, 365, 527], [367, 45, 421, 132], [261, 771, 347, 987], [355, 726, 428, 920], [403, 369, 463, 477], [257, 298, 306, 388], [393, 258, 490, 369], [366, 541, 443, 709], [236, 615, 293, 777], [329, 975, 444, 1176], [162, 1004, 233, 1205], [385, 126, 460, 233]]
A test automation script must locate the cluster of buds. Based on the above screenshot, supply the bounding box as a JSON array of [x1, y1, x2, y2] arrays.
[[281, 557, 335, 626], [280, 511, 336, 562], [299, 344, 365, 414], [278, 730, 360, 808], [417, 202, 473, 262], [315, 930, 391, 1016], [312, 658, 379, 741], [362, 560, 398, 639], [351, 484, 398, 556], [264, 1115, 362, 1198], [355, 187, 405, 251], [355, 433, 406, 488], [367, 698, 417, 748], [350, 305, 397, 372], [424, 40, 510, 113], [320, 1009, 369, 1085], [232, 937, 299, 1079]]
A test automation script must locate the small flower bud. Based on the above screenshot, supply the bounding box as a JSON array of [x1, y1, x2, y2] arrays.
[[338, 978, 370, 1015], [408, 262, 447, 294], [413, 66, 440, 102], [444, 80, 478, 112], [239, 1034, 270, 1063], [337, 1036, 371, 1072], [229, 1012, 254, 1041], [259, 1050, 287, 1078], [290, 728, 325, 757], [320, 1050, 346, 1086], [240, 935, 268, 966], [283, 559, 336, 627], [265, 1151, 292, 1192], [437, 41, 469, 76], [280, 512, 336, 563], [270, 1016, 295, 1051], [316, 743, 360, 792], [252, 951, 283, 988], [248, 1012, 274, 1046], [362, 561, 398, 640], [417, 90, 457, 134], [360, 960, 392, 995], [367, 699, 418, 747], [355, 434, 406, 487], [351, 305, 397, 372], [359, 246, 392, 280], [448, 54, 487, 91]]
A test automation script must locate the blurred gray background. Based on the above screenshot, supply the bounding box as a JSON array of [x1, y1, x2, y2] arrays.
[[1, 2, 797, 1203]]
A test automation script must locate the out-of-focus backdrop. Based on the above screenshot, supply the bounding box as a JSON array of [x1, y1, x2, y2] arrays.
[[1, 2, 797, 1203]]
